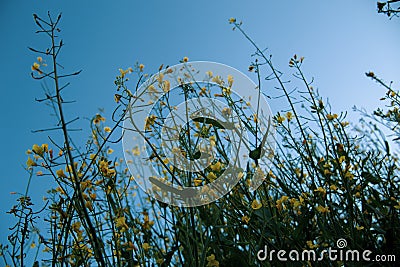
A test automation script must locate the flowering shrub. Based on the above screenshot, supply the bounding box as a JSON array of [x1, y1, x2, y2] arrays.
[[1, 10, 399, 267]]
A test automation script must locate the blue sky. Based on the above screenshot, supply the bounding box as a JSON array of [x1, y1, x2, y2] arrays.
[[1, 0, 399, 246]]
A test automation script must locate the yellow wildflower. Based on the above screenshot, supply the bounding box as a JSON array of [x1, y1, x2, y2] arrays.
[[145, 114, 157, 131], [276, 195, 289, 211], [139, 64, 144, 71], [341, 121, 350, 127], [276, 114, 285, 124], [162, 80, 170, 93], [344, 171, 354, 180], [326, 113, 338, 120], [26, 157, 37, 168], [142, 243, 151, 251], [306, 241, 318, 249], [338, 155, 346, 164], [212, 75, 223, 85], [286, 112, 293, 121], [104, 126, 111, 133], [222, 86, 231, 95], [93, 114, 105, 124], [242, 215, 250, 223], [227, 74, 234, 87], [56, 169, 66, 178], [115, 216, 129, 232], [207, 172, 217, 182], [314, 187, 326, 196], [221, 107, 232, 117], [41, 143, 48, 153], [251, 199, 262, 210], [316, 205, 330, 213], [31, 62, 40, 71], [194, 179, 203, 186], [199, 86, 208, 96], [132, 146, 140, 156], [210, 161, 222, 172], [119, 68, 128, 78], [329, 184, 338, 191], [85, 200, 93, 211], [253, 113, 258, 123], [32, 144, 43, 156], [206, 254, 219, 267], [290, 198, 302, 209], [209, 136, 216, 147], [114, 94, 122, 103], [183, 57, 189, 62], [228, 17, 236, 23]]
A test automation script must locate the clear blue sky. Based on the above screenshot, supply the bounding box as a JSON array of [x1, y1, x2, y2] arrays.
[[1, 0, 399, 246]]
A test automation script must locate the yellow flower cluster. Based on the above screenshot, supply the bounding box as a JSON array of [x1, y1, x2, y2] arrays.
[[145, 115, 157, 131], [241, 215, 250, 223], [99, 159, 116, 178], [210, 161, 223, 172], [93, 114, 106, 124], [314, 187, 327, 197], [251, 199, 262, 210], [326, 113, 338, 120], [26, 157, 37, 168], [72, 221, 83, 240], [142, 242, 151, 251], [115, 216, 129, 233], [228, 17, 236, 24], [207, 172, 217, 182], [316, 205, 330, 213], [206, 254, 219, 267], [142, 211, 155, 230], [275, 114, 285, 124], [26, 144, 50, 168], [288, 54, 304, 67], [306, 240, 319, 249], [56, 169, 66, 178], [286, 111, 293, 121], [276, 196, 289, 211], [118, 67, 133, 78], [32, 143, 48, 156], [31, 56, 47, 74]]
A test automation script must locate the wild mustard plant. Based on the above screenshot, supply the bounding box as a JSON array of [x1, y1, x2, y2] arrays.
[[2, 9, 399, 267]]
